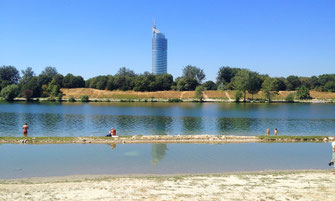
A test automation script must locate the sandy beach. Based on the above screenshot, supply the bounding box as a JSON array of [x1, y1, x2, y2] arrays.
[[1, 170, 334, 201]]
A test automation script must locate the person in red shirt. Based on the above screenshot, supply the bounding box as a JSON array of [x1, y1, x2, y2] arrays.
[[107, 127, 117, 137]]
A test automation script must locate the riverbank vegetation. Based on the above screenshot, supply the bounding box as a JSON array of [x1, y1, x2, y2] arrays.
[[0, 65, 334, 102]]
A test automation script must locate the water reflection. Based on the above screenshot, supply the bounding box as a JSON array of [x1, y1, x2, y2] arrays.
[[151, 144, 168, 165], [182, 117, 203, 134], [216, 118, 253, 134], [109, 144, 116, 150], [0, 143, 331, 179], [0, 102, 335, 136]]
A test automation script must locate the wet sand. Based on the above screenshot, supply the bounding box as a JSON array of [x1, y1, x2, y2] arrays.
[[1, 170, 334, 201]]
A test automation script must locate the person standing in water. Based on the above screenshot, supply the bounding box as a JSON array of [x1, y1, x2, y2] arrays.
[[22, 123, 29, 137], [274, 128, 278, 135], [266, 128, 270, 136]]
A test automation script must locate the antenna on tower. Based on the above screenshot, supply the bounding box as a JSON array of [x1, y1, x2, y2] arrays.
[[152, 18, 156, 28]]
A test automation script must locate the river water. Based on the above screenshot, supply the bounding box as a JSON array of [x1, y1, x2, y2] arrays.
[[0, 143, 333, 179], [0, 102, 334, 137]]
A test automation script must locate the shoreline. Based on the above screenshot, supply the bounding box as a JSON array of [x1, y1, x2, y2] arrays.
[[1, 170, 334, 200], [10, 97, 335, 103], [0, 135, 332, 144]]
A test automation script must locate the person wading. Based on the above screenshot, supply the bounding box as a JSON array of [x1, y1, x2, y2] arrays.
[[22, 123, 29, 137]]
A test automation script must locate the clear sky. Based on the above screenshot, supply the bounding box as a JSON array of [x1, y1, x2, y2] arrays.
[[0, 0, 334, 81]]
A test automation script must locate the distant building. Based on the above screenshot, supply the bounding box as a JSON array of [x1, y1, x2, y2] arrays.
[[152, 25, 167, 74]]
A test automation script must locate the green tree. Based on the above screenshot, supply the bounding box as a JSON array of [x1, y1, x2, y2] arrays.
[[1, 84, 19, 101], [41, 66, 58, 78], [261, 77, 279, 102], [50, 84, 60, 97], [176, 77, 198, 91], [274, 77, 287, 91], [324, 81, 335, 92], [234, 90, 242, 103], [52, 74, 64, 88], [106, 76, 116, 90], [0, 65, 20, 86], [232, 69, 250, 102], [116, 67, 136, 77], [286, 75, 301, 90], [133, 73, 153, 91], [63, 74, 85, 88], [20, 67, 35, 84], [182, 65, 206, 84], [247, 72, 262, 100], [22, 77, 42, 98], [38, 66, 58, 85], [216, 66, 240, 86], [202, 81, 217, 90], [155, 74, 173, 91], [113, 75, 134, 91], [194, 86, 204, 102], [296, 86, 311, 100]]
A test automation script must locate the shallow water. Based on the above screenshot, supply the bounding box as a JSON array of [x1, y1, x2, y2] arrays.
[[0, 143, 333, 179], [0, 102, 334, 137]]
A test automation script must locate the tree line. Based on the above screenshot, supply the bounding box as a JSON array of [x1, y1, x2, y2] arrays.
[[0, 65, 334, 101]]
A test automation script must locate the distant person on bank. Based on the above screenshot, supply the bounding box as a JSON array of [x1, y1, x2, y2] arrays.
[[107, 128, 117, 137], [22, 123, 29, 137], [274, 128, 278, 136], [329, 137, 335, 174]]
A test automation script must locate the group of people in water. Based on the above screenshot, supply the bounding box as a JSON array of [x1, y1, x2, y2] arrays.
[[266, 128, 278, 135]]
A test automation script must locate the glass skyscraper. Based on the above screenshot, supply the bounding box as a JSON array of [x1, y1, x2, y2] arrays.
[[152, 25, 167, 74]]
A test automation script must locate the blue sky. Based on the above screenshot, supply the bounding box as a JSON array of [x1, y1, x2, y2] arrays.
[[0, 0, 334, 81]]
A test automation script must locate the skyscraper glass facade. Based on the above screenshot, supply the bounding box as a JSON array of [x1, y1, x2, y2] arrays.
[[152, 26, 167, 74]]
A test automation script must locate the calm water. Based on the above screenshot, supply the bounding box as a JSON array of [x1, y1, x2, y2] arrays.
[[0, 102, 335, 136], [0, 143, 332, 179]]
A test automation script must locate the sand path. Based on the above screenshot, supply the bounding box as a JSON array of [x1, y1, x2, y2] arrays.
[[225, 91, 233, 101]]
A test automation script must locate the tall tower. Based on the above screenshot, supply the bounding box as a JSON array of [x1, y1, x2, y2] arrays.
[[152, 24, 167, 74]]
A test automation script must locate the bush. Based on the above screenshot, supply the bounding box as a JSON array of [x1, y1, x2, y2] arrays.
[[80, 94, 89, 102], [23, 89, 33, 101], [168, 98, 182, 102], [202, 81, 217, 90], [324, 81, 335, 92], [0, 84, 19, 101], [296, 86, 311, 100], [68, 96, 75, 102], [56, 93, 63, 102], [285, 93, 295, 103], [194, 86, 204, 102], [234, 90, 242, 102]]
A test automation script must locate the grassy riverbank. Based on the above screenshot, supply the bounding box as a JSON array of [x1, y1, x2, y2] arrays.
[[1, 170, 334, 201], [56, 88, 335, 103], [0, 135, 331, 144]]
